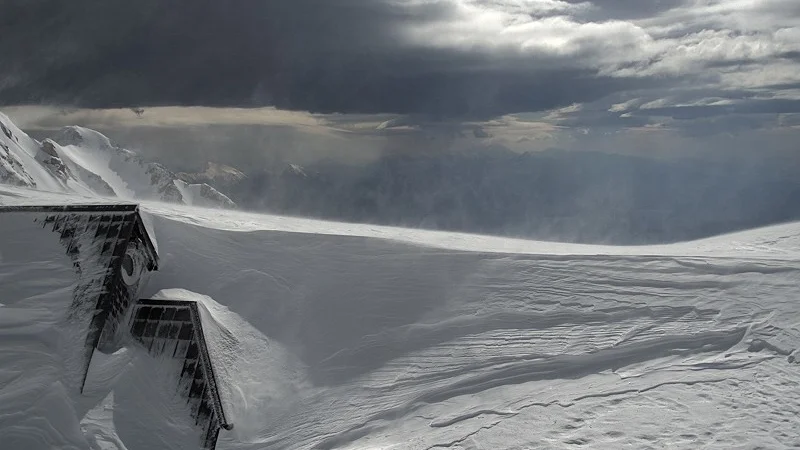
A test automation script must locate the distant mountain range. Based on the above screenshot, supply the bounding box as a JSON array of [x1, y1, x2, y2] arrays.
[[0, 112, 235, 209], [225, 148, 800, 244], [5, 110, 799, 244]]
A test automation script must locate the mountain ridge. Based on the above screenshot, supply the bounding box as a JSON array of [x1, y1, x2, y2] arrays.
[[0, 112, 235, 208]]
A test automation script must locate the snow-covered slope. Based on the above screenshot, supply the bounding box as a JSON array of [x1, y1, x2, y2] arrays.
[[2, 186, 800, 449], [177, 162, 247, 192], [0, 112, 235, 208]]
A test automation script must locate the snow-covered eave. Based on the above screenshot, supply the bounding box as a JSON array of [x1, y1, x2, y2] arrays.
[[134, 298, 234, 431], [0, 184, 126, 206], [0, 203, 139, 213], [0, 199, 160, 270]]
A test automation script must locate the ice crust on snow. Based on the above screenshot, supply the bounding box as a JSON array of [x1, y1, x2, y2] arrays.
[[1, 187, 800, 449]]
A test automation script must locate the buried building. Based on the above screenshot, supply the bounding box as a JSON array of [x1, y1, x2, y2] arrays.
[[0, 202, 232, 450], [0, 203, 160, 390], [129, 299, 234, 449]]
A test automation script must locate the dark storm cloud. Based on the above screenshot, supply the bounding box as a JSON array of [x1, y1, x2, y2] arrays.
[[1, 1, 401, 107], [1, 0, 799, 123], [548, 93, 800, 138], [0, 0, 658, 117], [635, 100, 800, 120], [566, 0, 687, 20]]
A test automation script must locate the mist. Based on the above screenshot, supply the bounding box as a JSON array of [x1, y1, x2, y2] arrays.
[[10, 106, 799, 245]]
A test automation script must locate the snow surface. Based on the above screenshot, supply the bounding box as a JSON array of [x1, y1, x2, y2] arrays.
[[1, 186, 800, 449]]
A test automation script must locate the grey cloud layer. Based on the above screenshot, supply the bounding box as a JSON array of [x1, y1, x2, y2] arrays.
[[1, 0, 798, 120]]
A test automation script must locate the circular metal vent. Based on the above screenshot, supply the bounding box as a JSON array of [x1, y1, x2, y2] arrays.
[[121, 241, 146, 287]]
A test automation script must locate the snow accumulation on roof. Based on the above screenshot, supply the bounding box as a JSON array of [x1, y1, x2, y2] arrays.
[[0, 199, 238, 449], [130, 299, 233, 447]]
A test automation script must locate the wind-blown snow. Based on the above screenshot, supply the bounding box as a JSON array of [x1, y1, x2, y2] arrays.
[[2, 186, 800, 449], [0, 209, 121, 450]]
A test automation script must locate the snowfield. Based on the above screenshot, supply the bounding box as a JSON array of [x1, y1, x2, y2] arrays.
[[1, 185, 800, 449]]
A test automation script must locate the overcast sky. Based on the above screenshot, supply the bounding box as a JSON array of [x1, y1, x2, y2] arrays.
[[2, 0, 799, 166]]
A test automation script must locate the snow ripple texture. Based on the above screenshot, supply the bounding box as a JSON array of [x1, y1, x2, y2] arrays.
[[140, 205, 800, 450], [1, 189, 800, 449]]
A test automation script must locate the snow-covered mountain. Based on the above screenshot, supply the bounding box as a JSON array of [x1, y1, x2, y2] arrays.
[[2, 185, 800, 449], [0, 112, 235, 208], [177, 162, 247, 191]]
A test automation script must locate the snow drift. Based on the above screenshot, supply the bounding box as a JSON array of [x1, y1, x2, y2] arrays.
[[1, 184, 800, 449], [0, 112, 235, 208]]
